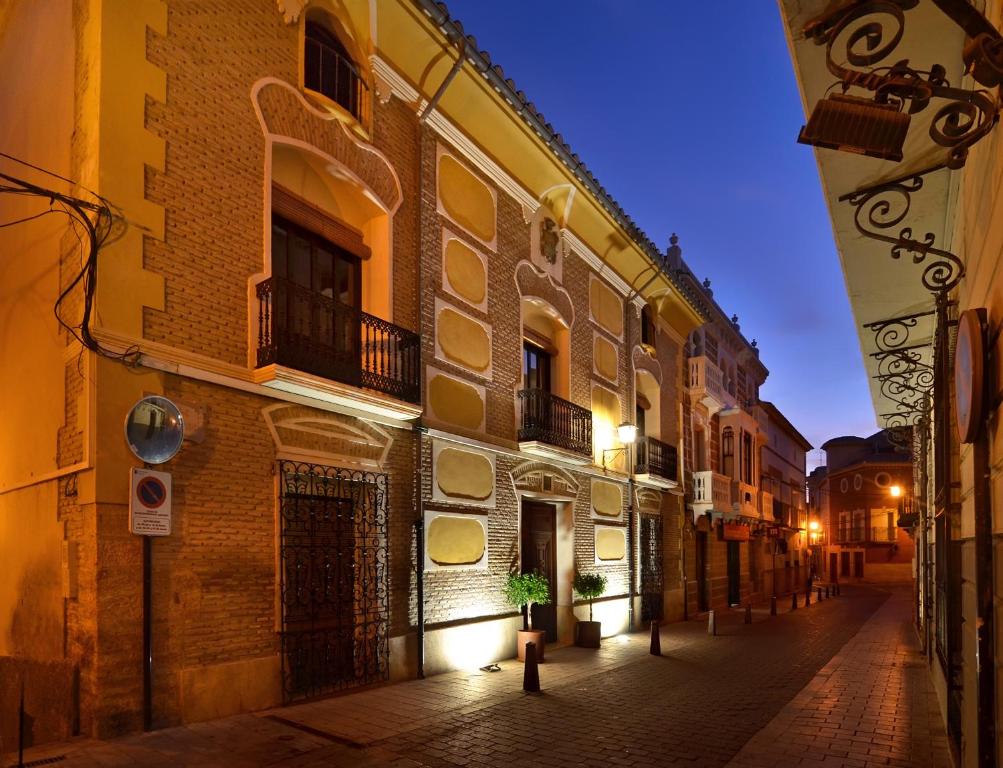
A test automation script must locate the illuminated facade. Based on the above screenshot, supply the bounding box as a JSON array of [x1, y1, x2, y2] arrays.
[[0, 0, 722, 743], [809, 432, 914, 585], [670, 266, 811, 611]]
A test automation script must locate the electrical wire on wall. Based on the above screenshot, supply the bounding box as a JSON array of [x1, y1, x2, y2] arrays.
[[0, 151, 139, 363]]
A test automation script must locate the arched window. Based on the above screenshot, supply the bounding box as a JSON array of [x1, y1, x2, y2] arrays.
[[641, 304, 655, 347], [722, 427, 735, 478], [304, 20, 364, 119], [742, 430, 754, 485]]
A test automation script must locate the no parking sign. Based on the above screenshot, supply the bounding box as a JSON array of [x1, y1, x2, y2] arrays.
[[130, 468, 172, 536]]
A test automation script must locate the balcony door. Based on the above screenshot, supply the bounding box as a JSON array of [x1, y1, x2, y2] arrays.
[[272, 214, 361, 382], [523, 340, 551, 392]]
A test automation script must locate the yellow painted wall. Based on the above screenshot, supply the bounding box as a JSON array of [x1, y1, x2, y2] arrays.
[[0, 0, 74, 491], [0, 482, 64, 659], [0, 0, 75, 671]]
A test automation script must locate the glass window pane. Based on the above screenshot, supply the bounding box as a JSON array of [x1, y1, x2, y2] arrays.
[[272, 223, 288, 277], [289, 233, 311, 288]]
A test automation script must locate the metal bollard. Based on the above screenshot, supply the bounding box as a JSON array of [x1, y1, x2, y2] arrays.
[[817, 587, 823, 602], [650, 620, 661, 656], [708, 610, 717, 636], [744, 604, 752, 624], [825, 585, 830, 599], [523, 642, 540, 692], [770, 596, 777, 616], [805, 590, 811, 607], [791, 591, 798, 610]]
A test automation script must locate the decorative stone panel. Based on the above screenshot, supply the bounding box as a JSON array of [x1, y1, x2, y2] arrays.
[[426, 367, 485, 432], [591, 478, 623, 518], [595, 526, 626, 562], [432, 440, 496, 507], [589, 274, 624, 339], [436, 147, 497, 248], [425, 511, 489, 570]]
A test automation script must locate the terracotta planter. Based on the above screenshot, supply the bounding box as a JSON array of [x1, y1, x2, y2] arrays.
[[516, 629, 546, 662], [576, 620, 601, 648]]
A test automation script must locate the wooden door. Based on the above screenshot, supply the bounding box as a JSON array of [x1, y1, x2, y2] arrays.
[[521, 501, 557, 642], [727, 541, 741, 606], [853, 551, 864, 578], [830, 553, 838, 582]]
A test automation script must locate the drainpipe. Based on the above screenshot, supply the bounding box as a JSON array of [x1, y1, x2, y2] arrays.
[[417, 40, 466, 123]]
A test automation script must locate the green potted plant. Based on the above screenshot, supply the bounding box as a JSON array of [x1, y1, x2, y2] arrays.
[[504, 571, 551, 662], [573, 571, 607, 648]]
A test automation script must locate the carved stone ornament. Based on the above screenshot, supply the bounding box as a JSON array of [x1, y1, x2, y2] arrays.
[[276, 0, 309, 24], [541, 218, 560, 265]]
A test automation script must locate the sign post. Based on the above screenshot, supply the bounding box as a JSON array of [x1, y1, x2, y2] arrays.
[[130, 468, 172, 536], [129, 467, 171, 732]]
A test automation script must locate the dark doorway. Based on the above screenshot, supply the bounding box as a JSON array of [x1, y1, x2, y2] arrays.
[[640, 515, 664, 622], [521, 501, 558, 642], [840, 551, 850, 577], [830, 552, 838, 582], [696, 531, 709, 612], [727, 540, 741, 606], [853, 551, 864, 578]]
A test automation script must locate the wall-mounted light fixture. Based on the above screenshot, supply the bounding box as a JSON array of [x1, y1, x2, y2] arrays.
[[601, 422, 637, 471], [799, 0, 1001, 170]]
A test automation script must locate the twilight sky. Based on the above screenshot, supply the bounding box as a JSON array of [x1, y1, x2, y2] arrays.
[[444, 0, 880, 469]]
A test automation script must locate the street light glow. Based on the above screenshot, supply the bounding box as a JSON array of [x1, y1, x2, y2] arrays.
[[890, 485, 902, 498], [808, 520, 820, 532]]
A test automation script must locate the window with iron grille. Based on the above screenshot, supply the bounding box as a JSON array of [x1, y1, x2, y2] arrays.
[[277, 460, 389, 702]]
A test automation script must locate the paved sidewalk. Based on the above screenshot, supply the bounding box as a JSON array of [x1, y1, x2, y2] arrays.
[[8, 586, 945, 768], [726, 588, 951, 768]]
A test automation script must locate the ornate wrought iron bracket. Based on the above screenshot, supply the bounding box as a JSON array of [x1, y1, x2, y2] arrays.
[[803, 0, 1001, 169], [839, 165, 965, 293], [864, 309, 937, 434]]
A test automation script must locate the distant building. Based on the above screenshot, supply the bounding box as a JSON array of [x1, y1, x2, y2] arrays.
[[809, 431, 913, 583]]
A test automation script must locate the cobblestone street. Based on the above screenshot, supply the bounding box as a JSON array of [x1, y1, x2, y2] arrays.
[[9, 586, 950, 768]]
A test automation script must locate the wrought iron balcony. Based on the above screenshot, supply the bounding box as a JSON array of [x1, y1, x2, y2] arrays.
[[517, 388, 592, 458], [256, 276, 420, 404], [634, 436, 678, 482], [834, 526, 899, 544]]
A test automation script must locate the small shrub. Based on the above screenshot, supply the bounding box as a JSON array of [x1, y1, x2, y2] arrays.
[[504, 571, 551, 630], [573, 572, 607, 621]]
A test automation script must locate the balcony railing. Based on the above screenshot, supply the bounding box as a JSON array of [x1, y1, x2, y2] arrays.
[[733, 481, 758, 517], [635, 436, 678, 482], [870, 526, 898, 542], [834, 527, 898, 544], [693, 470, 733, 512], [687, 356, 735, 409], [256, 276, 420, 404], [517, 388, 592, 458]]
